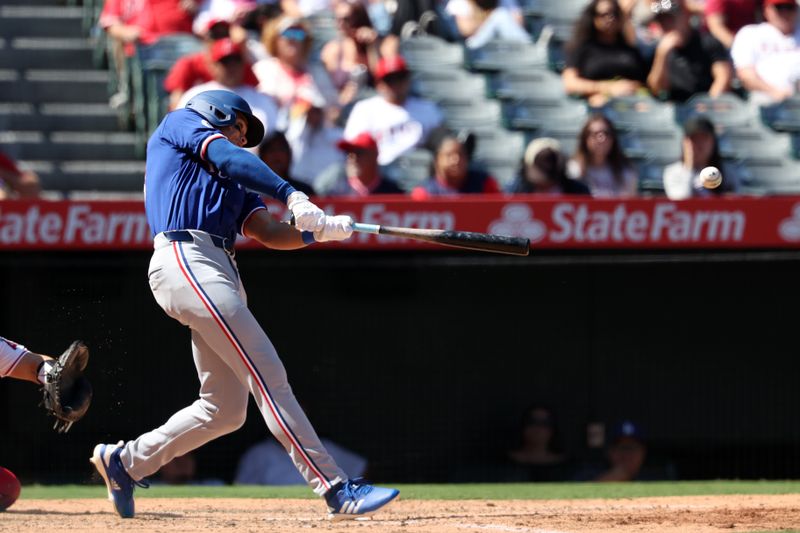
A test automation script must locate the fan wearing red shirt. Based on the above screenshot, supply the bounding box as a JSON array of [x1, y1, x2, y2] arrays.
[[705, 0, 760, 49], [164, 19, 259, 110]]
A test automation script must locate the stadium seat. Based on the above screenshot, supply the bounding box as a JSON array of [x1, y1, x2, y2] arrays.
[[718, 126, 793, 165], [620, 128, 683, 163], [400, 35, 466, 73], [761, 95, 800, 133], [471, 129, 526, 170], [601, 95, 677, 133], [411, 69, 488, 104], [464, 39, 548, 72], [676, 92, 756, 130], [383, 148, 434, 191], [441, 98, 504, 132], [739, 159, 800, 194], [502, 98, 587, 131], [487, 69, 565, 102]]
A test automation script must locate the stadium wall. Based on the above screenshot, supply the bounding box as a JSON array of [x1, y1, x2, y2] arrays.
[[1, 249, 798, 483]]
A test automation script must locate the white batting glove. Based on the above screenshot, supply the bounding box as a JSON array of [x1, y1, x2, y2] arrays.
[[287, 191, 325, 232], [313, 215, 354, 242]]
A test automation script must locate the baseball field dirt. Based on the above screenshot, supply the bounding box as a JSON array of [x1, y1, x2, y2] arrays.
[[1, 495, 798, 532]]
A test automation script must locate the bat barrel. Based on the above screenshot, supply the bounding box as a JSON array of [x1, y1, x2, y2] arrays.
[[435, 230, 530, 256]]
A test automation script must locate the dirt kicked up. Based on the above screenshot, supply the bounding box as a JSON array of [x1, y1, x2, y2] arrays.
[[1, 494, 799, 533]]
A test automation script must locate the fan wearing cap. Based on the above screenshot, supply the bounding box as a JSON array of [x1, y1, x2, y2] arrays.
[[662, 115, 740, 200], [177, 38, 279, 149], [731, 0, 800, 103], [343, 55, 444, 166], [314, 133, 404, 196], [253, 16, 335, 115], [594, 421, 648, 482], [411, 130, 500, 199], [646, 0, 732, 102], [164, 21, 261, 110], [507, 138, 591, 195]]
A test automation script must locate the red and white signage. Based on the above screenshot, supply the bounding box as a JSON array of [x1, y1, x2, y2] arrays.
[[2, 196, 800, 250]]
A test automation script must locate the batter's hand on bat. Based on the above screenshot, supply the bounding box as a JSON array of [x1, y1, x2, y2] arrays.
[[314, 215, 354, 242], [287, 192, 325, 232]]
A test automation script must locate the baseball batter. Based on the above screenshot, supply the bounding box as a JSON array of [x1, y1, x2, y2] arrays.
[[0, 336, 91, 432], [90, 90, 398, 520]]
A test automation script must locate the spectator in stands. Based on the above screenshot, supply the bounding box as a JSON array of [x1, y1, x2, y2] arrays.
[[253, 16, 338, 121], [321, 0, 400, 107], [731, 0, 800, 104], [663, 115, 740, 199], [562, 0, 649, 107], [508, 138, 591, 194], [646, 0, 733, 102], [705, 0, 761, 49], [235, 433, 368, 485], [99, 0, 197, 107], [411, 129, 500, 198], [153, 452, 224, 485], [0, 151, 41, 199], [344, 56, 445, 166], [445, 0, 530, 49], [573, 420, 676, 481], [315, 133, 405, 196], [568, 114, 639, 197], [178, 38, 280, 144], [284, 89, 347, 187], [506, 404, 572, 482], [164, 19, 260, 110], [281, 0, 334, 18], [258, 131, 316, 196]]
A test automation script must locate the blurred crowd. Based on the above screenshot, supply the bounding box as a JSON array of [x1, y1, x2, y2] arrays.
[[62, 0, 800, 204]]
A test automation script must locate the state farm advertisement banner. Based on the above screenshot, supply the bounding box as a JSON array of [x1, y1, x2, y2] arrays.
[[2, 196, 800, 250]]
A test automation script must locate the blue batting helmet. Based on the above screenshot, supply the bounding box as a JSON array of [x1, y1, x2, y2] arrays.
[[185, 89, 265, 148]]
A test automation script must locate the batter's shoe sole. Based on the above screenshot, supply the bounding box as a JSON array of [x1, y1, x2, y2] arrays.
[[325, 478, 400, 521], [90, 441, 147, 518]]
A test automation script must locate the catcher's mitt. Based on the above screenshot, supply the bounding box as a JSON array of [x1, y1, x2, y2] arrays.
[[41, 340, 92, 433]]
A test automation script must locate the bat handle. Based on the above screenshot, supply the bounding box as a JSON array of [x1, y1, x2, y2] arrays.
[[351, 222, 380, 235]]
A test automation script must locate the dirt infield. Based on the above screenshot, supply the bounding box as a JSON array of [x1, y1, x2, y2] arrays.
[[1, 495, 798, 532]]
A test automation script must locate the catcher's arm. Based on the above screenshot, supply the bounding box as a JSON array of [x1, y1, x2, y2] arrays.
[[7, 351, 53, 384], [41, 341, 93, 433]]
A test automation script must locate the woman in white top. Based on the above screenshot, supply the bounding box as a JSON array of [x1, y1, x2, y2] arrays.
[[252, 16, 337, 118], [568, 114, 639, 197], [662, 115, 739, 200]]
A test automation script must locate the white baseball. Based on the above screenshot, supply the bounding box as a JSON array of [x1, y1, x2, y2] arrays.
[[700, 166, 722, 189]]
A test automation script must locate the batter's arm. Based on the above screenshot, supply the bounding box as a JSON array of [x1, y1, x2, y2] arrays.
[[243, 209, 309, 250]]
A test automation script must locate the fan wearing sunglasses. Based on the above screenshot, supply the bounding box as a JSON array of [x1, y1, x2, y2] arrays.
[[253, 15, 333, 114]]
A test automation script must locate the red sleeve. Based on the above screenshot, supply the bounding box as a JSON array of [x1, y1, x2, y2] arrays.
[[98, 0, 122, 28], [164, 54, 203, 92], [243, 64, 259, 87], [704, 0, 723, 17], [482, 176, 501, 193], [0, 152, 20, 174]]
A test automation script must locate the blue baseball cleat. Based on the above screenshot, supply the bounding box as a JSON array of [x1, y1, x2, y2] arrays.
[[324, 478, 400, 520], [90, 441, 148, 518]]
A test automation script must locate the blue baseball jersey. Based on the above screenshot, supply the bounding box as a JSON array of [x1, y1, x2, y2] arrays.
[[144, 108, 266, 242]]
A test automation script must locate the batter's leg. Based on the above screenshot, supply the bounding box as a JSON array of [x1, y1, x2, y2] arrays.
[[185, 289, 346, 495], [118, 330, 250, 480]]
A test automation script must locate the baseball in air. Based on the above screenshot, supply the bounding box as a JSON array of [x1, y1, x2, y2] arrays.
[[700, 166, 722, 189]]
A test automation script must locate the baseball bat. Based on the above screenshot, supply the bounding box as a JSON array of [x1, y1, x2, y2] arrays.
[[289, 216, 529, 256], [352, 223, 530, 256]]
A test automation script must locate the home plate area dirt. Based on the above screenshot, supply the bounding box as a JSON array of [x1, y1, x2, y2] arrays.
[[1, 494, 799, 532]]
